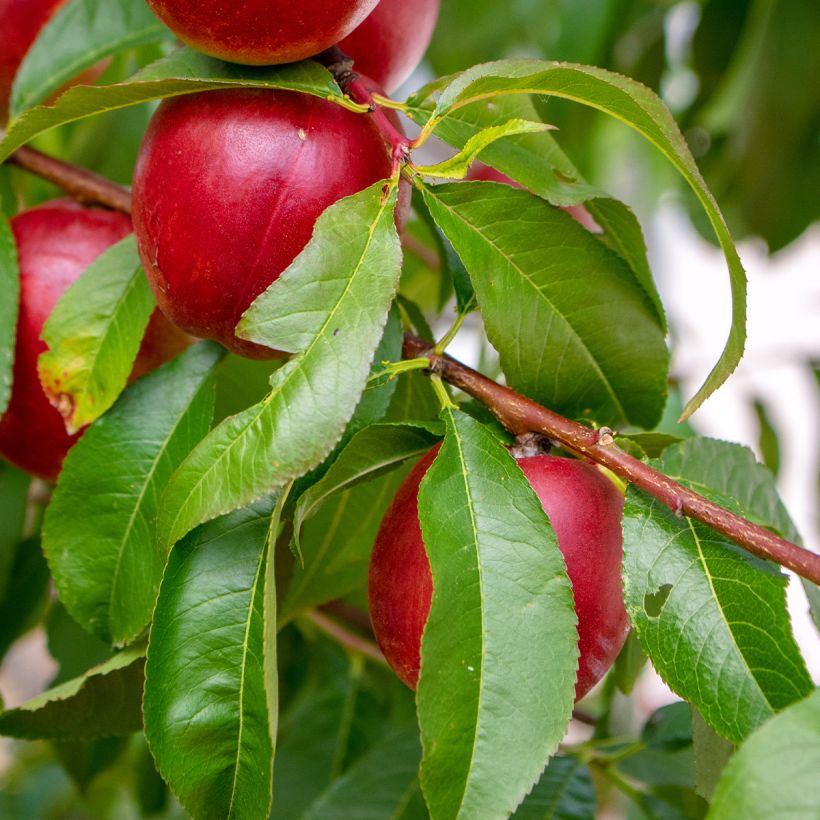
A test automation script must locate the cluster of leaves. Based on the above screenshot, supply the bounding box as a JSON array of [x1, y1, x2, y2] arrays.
[[0, 1, 818, 818]]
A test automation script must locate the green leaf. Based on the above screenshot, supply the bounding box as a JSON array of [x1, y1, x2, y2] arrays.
[[423, 60, 746, 418], [43, 342, 222, 646], [0, 644, 144, 740], [414, 119, 554, 179], [144, 500, 277, 820], [707, 687, 820, 819], [38, 235, 156, 433], [417, 410, 578, 820], [422, 181, 668, 428], [0, 47, 352, 163], [303, 727, 424, 819], [0, 538, 50, 661], [280, 461, 414, 624], [10, 0, 173, 116], [0, 462, 30, 599], [512, 756, 596, 819], [802, 579, 820, 633], [612, 629, 647, 696], [293, 422, 441, 550], [691, 707, 734, 801], [405, 93, 600, 207], [46, 602, 111, 687], [158, 183, 402, 551], [0, 211, 18, 418], [622, 439, 813, 743], [657, 438, 800, 542]]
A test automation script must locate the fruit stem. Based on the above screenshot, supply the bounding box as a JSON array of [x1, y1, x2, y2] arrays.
[[318, 45, 412, 175], [8, 146, 132, 213], [402, 333, 820, 586]]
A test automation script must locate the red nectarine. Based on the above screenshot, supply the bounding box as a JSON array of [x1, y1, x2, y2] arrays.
[[132, 87, 406, 357], [0, 201, 189, 480], [339, 0, 441, 93], [144, 0, 379, 65], [368, 449, 629, 699]]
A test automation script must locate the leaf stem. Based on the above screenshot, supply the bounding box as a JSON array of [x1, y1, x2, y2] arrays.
[[303, 609, 387, 666], [434, 309, 469, 355], [401, 334, 820, 585]]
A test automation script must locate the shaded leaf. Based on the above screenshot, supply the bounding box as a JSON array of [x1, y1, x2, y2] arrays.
[[43, 342, 222, 645], [144, 500, 277, 820], [691, 707, 734, 801], [0, 538, 50, 661], [417, 410, 578, 819], [38, 235, 156, 432], [303, 727, 424, 819], [707, 687, 820, 819], [11, 0, 173, 115], [293, 422, 442, 550], [158, 183, 402, 551], [0, 644, 144, 740], [422, 181, 668, 428], [512, 756, 596, 819], [0, 462, 30, 599]]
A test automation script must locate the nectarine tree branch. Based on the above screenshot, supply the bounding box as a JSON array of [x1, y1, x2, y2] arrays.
[[9, 147, 818, 583], [8, 146, 132, 214], [401, 334, 820, 586]]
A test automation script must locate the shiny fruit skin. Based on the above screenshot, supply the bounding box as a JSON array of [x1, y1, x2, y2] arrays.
[[368, 451, 629, 698], [339, 0, 441, 93], [0, 0, 65, 117], [144, 0, 379, 65], [0, 201, 189, 481], [466, 162, 601, 233], [132, 87, 405, 358]]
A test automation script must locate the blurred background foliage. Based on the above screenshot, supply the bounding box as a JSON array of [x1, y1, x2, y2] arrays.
[[1, 0, 818, 816]]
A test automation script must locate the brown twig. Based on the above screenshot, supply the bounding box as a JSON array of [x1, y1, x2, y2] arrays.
[[8, 146, 132, 214], [402, 334, 820, 586], [304, 610, 387, 666]]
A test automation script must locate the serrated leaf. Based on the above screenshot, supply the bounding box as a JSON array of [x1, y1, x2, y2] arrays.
[[38, 235, 156, 433], [414, 119, 553, 179], [422, 181, 668, 428], [280, 461, 413, 624], [512, 756, 596, 819], [422, 60, 746, 418], [42, 342, 223, 646], [422, 60, 747, 419], [293, 422, 442, 550], [405, 94, 600, 207], [622, 439, 813, 743], [417, 410, 578, 820], [0, 47, 352, 162], [303, 727, 424, 819], [144, 500, 277, 820], [0, 211, 18, 418], [158, 183, 402, 552], [0, 644, 144, 740], [656, 438, 799, 542], [707, 687, 820, 819], [11, 0, 174, 116], [406, 94, 665, 330]]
